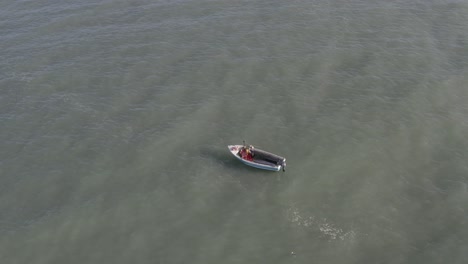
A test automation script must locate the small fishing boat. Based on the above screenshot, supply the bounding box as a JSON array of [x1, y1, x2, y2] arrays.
[[228, 143, 286, 171]]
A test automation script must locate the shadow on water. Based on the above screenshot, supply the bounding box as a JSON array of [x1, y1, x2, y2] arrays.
[[198, 146, 239, 168]]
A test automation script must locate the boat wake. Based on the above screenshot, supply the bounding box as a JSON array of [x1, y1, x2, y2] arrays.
[[287, 206, 356, 241]]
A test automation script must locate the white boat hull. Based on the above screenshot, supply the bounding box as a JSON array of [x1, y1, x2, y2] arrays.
[[228, 145, 285, 171]]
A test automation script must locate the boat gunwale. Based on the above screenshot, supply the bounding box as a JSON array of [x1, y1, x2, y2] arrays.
[[228, 144, 285, 171]]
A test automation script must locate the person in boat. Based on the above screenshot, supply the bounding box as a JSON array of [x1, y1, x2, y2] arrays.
[[238, 147, 244, 157], [238, 145, 254, 161], [249, 145, 255, 157], [246, 146, 253, 160]]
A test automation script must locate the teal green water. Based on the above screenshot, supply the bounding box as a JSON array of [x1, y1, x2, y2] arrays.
[[1, 1, 468, 263]]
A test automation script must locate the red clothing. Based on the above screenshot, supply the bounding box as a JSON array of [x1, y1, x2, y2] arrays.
[[239, 148, 253, 161]]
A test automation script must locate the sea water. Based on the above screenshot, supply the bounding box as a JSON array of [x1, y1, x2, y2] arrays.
[[1, 0, 467, 263]]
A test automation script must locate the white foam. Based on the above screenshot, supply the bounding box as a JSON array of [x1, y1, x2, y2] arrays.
[[287, 207, 356, 241]]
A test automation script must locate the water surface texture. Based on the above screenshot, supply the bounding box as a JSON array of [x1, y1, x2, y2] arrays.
[[1, 0, 468, 263]]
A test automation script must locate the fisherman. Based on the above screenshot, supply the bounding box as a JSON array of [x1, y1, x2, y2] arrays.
[[238, 147, 244, 157], [238, 145, 253, 161], [249, 145, 255, 157]]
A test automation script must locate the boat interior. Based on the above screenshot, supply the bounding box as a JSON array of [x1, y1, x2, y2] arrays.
[[239, 146, 285, 166]]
